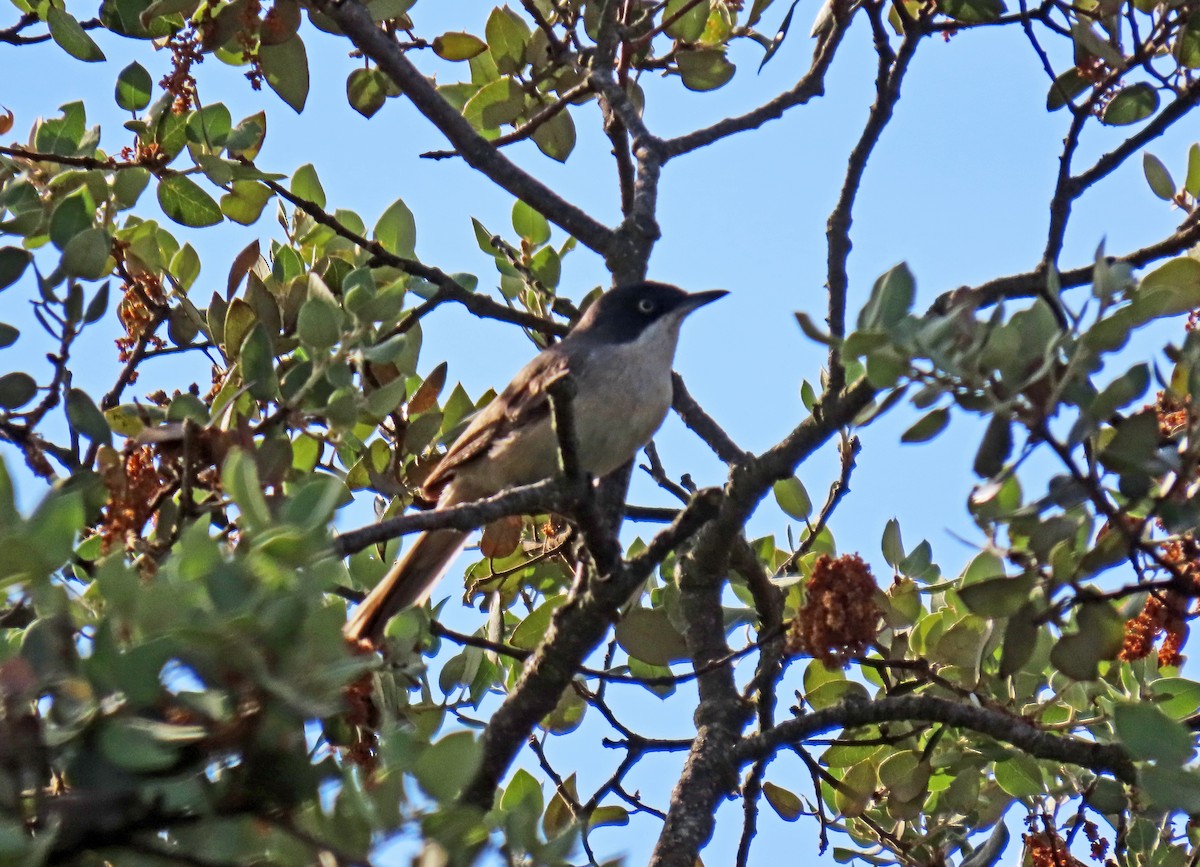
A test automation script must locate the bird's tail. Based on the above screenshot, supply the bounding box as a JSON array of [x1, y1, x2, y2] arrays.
[[344, 528, 467, 645]]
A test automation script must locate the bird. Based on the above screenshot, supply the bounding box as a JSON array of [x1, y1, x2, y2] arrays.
[[344, 281, 727, 645]]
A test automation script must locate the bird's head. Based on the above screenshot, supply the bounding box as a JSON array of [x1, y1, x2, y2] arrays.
[[574, 281, 728, 344]]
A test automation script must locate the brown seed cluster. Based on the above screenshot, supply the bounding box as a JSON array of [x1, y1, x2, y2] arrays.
[[1023, 831, 1086, 867], [112, 241, 167, 371], [97, 445, 169, 555], [161, 24, 204, 114], [787, 553, 881, 667], [1119, 536, 1200, 667]]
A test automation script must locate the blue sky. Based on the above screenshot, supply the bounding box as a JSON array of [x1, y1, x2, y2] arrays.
[[2, 0, 1197, 862]]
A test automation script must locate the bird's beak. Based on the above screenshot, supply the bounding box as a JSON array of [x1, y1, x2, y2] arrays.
[[680, 289, 729, 314]]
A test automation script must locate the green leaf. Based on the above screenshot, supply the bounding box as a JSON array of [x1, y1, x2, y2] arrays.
[[220, 181, 272, 225], [84, 282, 110, 324], [939, 0, 1005, 23], [973, 414, 1012, 478], [113, 167, 151, 210], [993, 754, 1042, 797], [346, 68, 389, 119], [614, 607, 689, 666], [1113, 702, 1195, 765], [1186, 144, 1200, 198], [1144, 153, 1176, 201], [0, 324, 18, 349], [901, 408, 949, 443], [260, 36, 310, 113], [773, 476, 812, 520], [185, 103, 232, 148], [115, 61, 153, 111], [677, 48, 736, 91], [858, 263, 915, 330], [414, 731, 481, 802], [62, 228, 112, 280], [66, 388, 111, 445], [0, 372, 37, 409], [296, 298, 342, 350], [1151, 677, 1200, 720], [1137, 257, 1200, 317], [463, 77, 525, 132], [881, 518, 904, 567], [530, 108, 576, 162], [1046, 68, 1087, 111], [1089, 363, 1149, 421], [374, 197, 417, 259], [669, 0, 713, 41], [1101, 83, 1159, 126], [47, 7, 106, 61], [221, 448, 272, 532], [510, 596, 565, 650], [1140, 765, 1200, 813], [957, 572, 1035, 617], [763, 781, 804, 821], [0, 247, 32, 290], [35, 101, 86, 157], [157, 176, 222, 228], [240, 325, 278, 400], [226, 111, 267, 159], [512, 201, 550, 247], [432, 31, 487, 61], [485, 6, 531, 75], [290, 163, 325, 208]]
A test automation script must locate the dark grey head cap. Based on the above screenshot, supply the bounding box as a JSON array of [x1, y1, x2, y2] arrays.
[[574, 281, 728, 343]]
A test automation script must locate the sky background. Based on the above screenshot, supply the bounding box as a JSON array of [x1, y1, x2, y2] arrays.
[[2, 0, 1197, 863]]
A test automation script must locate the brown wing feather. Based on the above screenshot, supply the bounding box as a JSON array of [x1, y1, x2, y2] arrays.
[[421, 351, 568, 500]]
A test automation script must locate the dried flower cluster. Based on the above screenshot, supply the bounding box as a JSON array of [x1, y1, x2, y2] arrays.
[[1023, 831, 1086, 867], [97, 445, 169, 554], [788, 553, 881, 667], [112, 241, 167, 369], [161, 24, 204, 114]]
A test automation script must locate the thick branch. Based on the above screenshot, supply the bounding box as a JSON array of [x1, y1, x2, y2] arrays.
[[739, 695, 1136, 784], [458, 486, 723, 809]]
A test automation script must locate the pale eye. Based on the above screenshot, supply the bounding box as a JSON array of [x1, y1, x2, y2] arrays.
[[637, 298, 655, 314]]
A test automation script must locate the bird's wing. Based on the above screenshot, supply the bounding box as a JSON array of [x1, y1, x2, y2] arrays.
[[421, 349, 569, 499]]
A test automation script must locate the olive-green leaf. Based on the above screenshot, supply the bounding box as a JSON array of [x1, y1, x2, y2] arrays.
[[290, 163, 325, 209], [221, 448, 272, 532], [858, 263, 915, 330], [260, 36, 310, 113], [1046, 68, 1087, 111], [220, 181, 272, 226], [485, 6, 530, 75], [347, 67, 389, 119], [66, 388, 111, 445], [1143, 153, 1176, 201], [774, 476, 812, 520], [512, 200, 550, 247], [1113, 702, 1195, 765], [881, 518, 904, 567], [614, 607, 690, 666], [901, 408, 949, 443], [763, 781, 804, 822], [0, 372, 37, 410], [0, 247, 33, 290], [433, 31, 487, 61], [1101, 83, 1159, 126], [62, 228, 113, 280], [531, 108, 576, 162], [157, 176, 222, 228], [677, 48, 736, 91], [47, 7, 106, 61], [115, 61, 153, 111], [665, 0, 712, 41], [374, 197, 417, 259], [414, 731, 481, 802]]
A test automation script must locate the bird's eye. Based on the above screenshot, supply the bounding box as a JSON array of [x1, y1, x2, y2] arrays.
[[637, 298, 655, 314]]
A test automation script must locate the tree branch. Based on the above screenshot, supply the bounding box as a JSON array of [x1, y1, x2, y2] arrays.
[[309, 0, 614, 256]]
